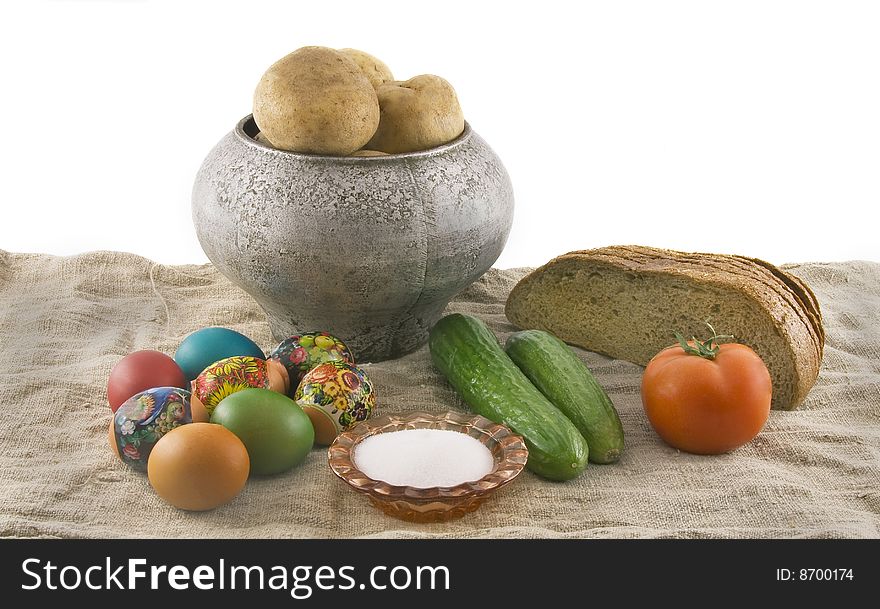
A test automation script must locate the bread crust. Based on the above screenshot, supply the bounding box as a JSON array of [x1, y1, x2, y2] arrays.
[[505, 245, 824, 410]]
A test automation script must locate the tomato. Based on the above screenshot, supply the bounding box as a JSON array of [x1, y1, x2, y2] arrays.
[[641, 335, 772, 455]]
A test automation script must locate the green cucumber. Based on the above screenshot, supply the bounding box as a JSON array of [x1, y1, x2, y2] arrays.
[[428, 313, 588, 481], [505, 330, 625, 464]]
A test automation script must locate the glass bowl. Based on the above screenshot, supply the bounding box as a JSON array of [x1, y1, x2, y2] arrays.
[[328, 411, 528, 522]]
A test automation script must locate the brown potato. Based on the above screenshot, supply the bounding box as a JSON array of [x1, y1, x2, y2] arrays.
[[338, 48, 394, 88], [367, 75, 464, 154], [254, 131, 274, 147], [253, 46, 380, 155], [350, 149, 389, 157]]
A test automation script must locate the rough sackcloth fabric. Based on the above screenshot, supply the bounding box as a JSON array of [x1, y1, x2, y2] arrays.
[[0, 250, 878, 539]]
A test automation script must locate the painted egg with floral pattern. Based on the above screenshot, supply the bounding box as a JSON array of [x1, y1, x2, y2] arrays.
[[294, 361, 374, 445], [110, 387, 193, 470], [191, 356, 290, 417], [269, 332, 355, 395]]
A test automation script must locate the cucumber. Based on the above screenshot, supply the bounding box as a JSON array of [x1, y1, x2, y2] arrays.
[[428, 313, 588, 481], [505, 330, 625, 464]]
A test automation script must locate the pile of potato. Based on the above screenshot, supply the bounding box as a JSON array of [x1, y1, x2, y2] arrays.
[[253, 46, 464, 156]]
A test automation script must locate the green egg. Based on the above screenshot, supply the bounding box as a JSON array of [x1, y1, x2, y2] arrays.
[[210, 387, 314, 475]]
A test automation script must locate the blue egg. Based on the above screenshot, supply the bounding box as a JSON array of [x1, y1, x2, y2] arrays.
[[174, 327, 265, 381]]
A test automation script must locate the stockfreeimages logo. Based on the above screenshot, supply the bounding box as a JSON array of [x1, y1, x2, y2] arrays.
[[21, 558, 450, 599]]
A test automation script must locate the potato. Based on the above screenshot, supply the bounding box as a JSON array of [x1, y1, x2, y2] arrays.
[[367, 75, 465, 154], [254, 131, 274, 146], [253, 46, 380, 155], [350, 149, 389, 157], [338, 48, 394, 88]]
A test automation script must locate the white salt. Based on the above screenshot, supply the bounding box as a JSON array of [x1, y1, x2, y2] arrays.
[[353, 429, 495, 488]]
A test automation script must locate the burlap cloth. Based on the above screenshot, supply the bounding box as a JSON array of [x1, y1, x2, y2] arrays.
[[1, 250, 878, 539]]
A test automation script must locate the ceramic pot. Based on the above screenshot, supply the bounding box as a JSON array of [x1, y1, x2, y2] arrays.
[[192, 115, 514, 362]]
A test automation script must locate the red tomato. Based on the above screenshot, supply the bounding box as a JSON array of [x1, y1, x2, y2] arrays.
[[641, 338, 772, 455]]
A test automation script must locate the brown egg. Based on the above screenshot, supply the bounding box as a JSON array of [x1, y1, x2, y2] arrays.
[[304, 408, 340, 447], [109, 418, 121, 459], [190, 396, 210, 423], [147, 423, 249, 511], [267, 359, 290, 394]]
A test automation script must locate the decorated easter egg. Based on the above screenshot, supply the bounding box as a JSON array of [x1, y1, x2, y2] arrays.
[[294, 361, 375, 445], [211, 388, 314, 475], [110, 387, 193, 470], [269, 332, 355, 394], [107, 350, 187, 412], [191, 356, 289, 417], [174, 327, 265, 382], [148, 423, 249, 511]]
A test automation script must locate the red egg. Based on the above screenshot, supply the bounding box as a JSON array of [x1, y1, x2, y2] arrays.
[[107, 350, 187, 412]]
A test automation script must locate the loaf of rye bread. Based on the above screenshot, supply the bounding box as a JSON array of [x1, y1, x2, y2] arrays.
[[505, 245, 824, 410]]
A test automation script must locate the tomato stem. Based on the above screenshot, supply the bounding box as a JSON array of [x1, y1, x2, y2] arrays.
[[673, 322, 735, 360]]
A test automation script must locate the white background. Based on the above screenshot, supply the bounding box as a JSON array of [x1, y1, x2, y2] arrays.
[[1, 0, 878, 267]]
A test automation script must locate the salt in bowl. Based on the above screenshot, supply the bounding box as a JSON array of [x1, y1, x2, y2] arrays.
[[328, 410, 528, 522]]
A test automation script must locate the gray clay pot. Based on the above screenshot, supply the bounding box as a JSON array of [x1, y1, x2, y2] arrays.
[[192, 115, 514, 362]]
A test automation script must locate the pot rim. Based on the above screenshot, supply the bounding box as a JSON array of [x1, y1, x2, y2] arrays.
[[235, 114, 474, 161]]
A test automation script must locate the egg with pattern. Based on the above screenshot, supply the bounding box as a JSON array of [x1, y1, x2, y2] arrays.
[[269, 332, 355, 395], [109, 387, 193, 470], [294, 361, 374, 445], [191, 356, 289, 417]]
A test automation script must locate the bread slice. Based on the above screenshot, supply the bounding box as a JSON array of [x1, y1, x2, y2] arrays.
[[505, 245, 824, 410]]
